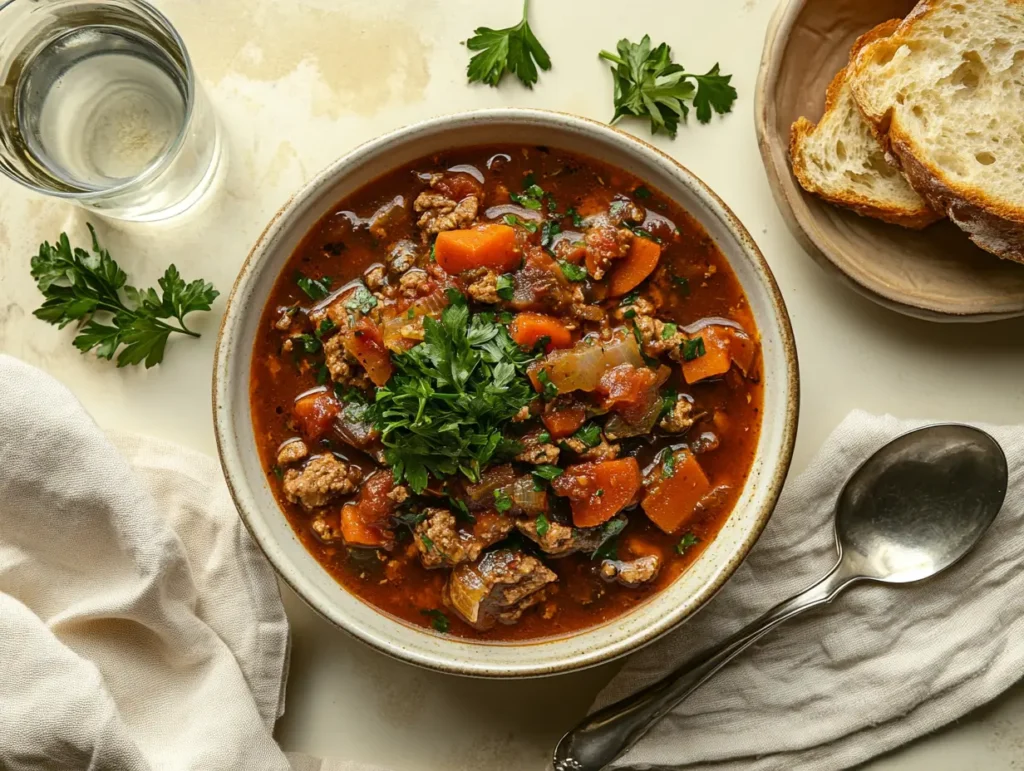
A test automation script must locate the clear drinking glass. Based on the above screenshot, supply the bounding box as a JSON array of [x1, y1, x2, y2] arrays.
[[0, 0, 221, 221]]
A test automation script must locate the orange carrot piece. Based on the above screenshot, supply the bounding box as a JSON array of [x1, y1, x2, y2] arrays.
[[434, 224, 519, 274], [341, 503, 389, 548], [642, 450, 711, 534], [541, 407, 587, 439], [681, 325, 757, 384], [607, 236, 662, 297], [344, 318, 393, 387], [551, 458, 642, 528], [509, 312, 573, 352], [293, 391, 341, 441]]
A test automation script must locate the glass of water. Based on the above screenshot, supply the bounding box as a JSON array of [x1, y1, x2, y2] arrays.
[[0, 0, 221, 221]]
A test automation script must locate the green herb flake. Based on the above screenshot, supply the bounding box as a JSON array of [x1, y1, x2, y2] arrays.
[[676, 532, 700, 555], [271, 465, 284, 481], [407, 308, 416, 319], [631, 227, 662, 244], [498, 311, 515, 324], [671, 274, 691, 295], [420, 608, 450, 633], [496, 273, 516, 301], [537, 369, 558, 400], [623, 308, 636, 320], [316, 364, 330, 385], [535, 513, 551, 538], [558, 260, 588, 282], [510, 191, 543, 211], [573, 423, 602, 448], [662, 449, 676, 479], [682, 336, 706, 362], [541, 219, 562, 248], [661, 322, 678, 340], [420, 534, 435, 552], [494, 488, 513, 513], [619, 289, 641, 307], [536, 431, 551, 444], [294, 334, 322, 355], [532, 464, 564, 481], [316, 318, 337, 339], [503, 213, 539, 234], [634, 186, 652, 199], [345, 285, 378, 315], [592, 518, 627, 561], [296, 273, 332, 301]]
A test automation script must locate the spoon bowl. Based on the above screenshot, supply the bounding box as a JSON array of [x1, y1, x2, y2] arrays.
[[836, 424, 1008, 584]]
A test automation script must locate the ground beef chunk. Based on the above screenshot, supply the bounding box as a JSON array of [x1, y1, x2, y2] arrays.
[[273, 306, 297, 331], [465, 268, 500, 304], [562, 435, 620, 461], [283, 455, 363, 510], [311, 511, 343, 543], [516, 519, 602, 557], [322, 335, 372, 390], [583, 226, 633, 280], [613, 295, 657, 319], [364, 265, 386, 291], [609, 199, 647, 226], [387, 485, 410, 504], [387, 239, 419, 275], [443, 549, 557, 630], [516, 442, 560, 465], [276, 439, 309, 466], [398, 269, 432, 299], [631, 314, 687, 358], [600, 555, 661, 587], [660, 395, 695, 433], [414, 508, 513, 569], [413, 192, 478, 238]]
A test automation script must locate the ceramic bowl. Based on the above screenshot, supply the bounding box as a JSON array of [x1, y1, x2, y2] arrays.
[[756, 0, 1024, 322], [213, 109, 799, 677]]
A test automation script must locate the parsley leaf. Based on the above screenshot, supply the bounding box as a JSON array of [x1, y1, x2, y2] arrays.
[[599, 35, 737, 138], [296, 272, 332, 301], [662, 448, 676, 478], [535, 513, 551, 538], [566, 208, 585, 228], [316, 318, 337, 339], [573, 423, 602, 448], [345, 284, 378, 315], [367, 292, 539, 493], [558, 260, 588, 282], [503, 213, 539, 233], [420, 608, 450, 633], [661, 322, 678, 340], [682, 336, 706, 362], [532, 464, 564, 481], [592, 518, 627, 561], [677, 532, 700, 555], [293, 334, 322, 354], [496, 274, 515, 301], [536, 369, 558, 400], [541, 219, 562, 249], [466, 0, 551, 89], [30, 225, 218, 368], [494, 488, 513, 513]]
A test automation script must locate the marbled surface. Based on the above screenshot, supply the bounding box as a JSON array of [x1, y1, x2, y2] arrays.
[[1, 1, 1023, 768]]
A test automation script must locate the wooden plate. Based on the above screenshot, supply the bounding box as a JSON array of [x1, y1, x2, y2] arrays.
[[755, 0, 1024, 322]]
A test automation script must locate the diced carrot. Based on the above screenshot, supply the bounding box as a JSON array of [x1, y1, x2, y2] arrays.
[[434, 224, 519, 274], [343, 317, 393, 387], [293, 391, 341, 441], [681, 325, 757, 384], [542, 407, 587, 439], [607, 236, 661, 297], [551, 458, 642, 528], [341, 503, 390, 548], [509, 312, 573, 352], [642, 450, 711, 534]]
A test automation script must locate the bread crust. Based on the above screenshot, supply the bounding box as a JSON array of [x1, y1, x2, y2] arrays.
[[849, 0, 1024, 261], [789, 20, 940, 229]]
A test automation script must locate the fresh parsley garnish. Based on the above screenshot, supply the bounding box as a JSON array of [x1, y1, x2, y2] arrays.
[[466, 0, 551, 89], [662, 448, 676, 478], [511, 191, 543, 211], [535, 513, 551, 538], [631, 226, 662, 244], [503, 213, 539, 233], [659, 387, 678, 418], [293, 334, 322, 355], [677, 532, 700, 555], [316, 318, 337, 339], [619, 289, 641, 307], [271, 465, 284, 481], [566, 208, 585, 228], [316, 364, 330, 385], [536, 432, 551, 444], [558, 260, 588, 282], [296, 272, 332, 301], [682, 336, 706, 362], [448, 495, 475, 523], [536, 369, 558, 400], [599, 35, 737, 138], [367, 292, 538, 493], [494, 488, 514, 513], [592, 518, 627, 561], [345, 285, 378, 315], [661, 322, 678, 340], [496, 273, 515, 301], [532, 464, 564, 481], [541, 219, 562, 249], [421, 608, 450, 633], [30, 225, 218, 368], [573, 423, 602, 448]]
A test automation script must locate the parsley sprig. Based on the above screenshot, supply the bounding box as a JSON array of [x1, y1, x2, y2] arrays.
[[368, 291, 538, 493], [31, 225, 218, 368], [599, 35, 737, 138], [466, 0, 551, 88]]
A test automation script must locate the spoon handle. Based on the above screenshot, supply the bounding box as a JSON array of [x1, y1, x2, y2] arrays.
[[553, 559, 858, 771]]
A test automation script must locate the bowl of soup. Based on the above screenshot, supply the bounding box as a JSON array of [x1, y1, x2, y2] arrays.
[[213, 109, 799, 677]]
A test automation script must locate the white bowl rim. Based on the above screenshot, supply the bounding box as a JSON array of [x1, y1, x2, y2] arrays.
[[213, 107, 800, 678]]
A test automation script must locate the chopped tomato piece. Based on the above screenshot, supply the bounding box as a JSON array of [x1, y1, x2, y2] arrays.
[[509, 312, 573, 352], [607, 236, 661, 297], [344, 317, 393, 386], [293, 391, 341, 441], [434, 224, 520, 274], [597, 364, 669, 424], [642, 450, 711, 534], [551, 458, 642, 528], [682, 325, 757, 384], [541, 407, 587, 439], [341, 472, 397, 549], [431, 172, 482, 202]]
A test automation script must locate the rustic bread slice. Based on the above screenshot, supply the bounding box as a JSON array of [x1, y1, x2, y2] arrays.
[[790, 21, 940, 229], [849, 0, 1024, 262]]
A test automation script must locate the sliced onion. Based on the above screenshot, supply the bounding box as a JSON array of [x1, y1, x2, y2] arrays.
[[485, 204, 543, 222], [533, 334, 644, 394], [510, 476, 548, 515], [681, 317, 745, 335], [465, 464, 517, 506], [380, 288, 448, 350]]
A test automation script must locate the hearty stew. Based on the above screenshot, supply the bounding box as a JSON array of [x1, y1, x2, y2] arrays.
[[250, 145, 763, 641]]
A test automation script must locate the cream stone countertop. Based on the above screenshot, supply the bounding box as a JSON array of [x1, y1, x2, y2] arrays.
[[1, 0, 1023, 768]]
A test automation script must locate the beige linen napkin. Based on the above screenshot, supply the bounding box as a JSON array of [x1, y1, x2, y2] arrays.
[[0, 355, 290, 770], [594, 411, 1024, 770]]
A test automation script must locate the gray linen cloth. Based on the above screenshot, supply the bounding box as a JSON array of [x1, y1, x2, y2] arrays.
[[594, 411, 1024, 770]]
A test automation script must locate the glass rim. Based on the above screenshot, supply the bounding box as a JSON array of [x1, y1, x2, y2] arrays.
[[0, 0, 199, 201]]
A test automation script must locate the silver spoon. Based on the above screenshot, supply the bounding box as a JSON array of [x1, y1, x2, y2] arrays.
[[554, 423, 1008, 771]]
